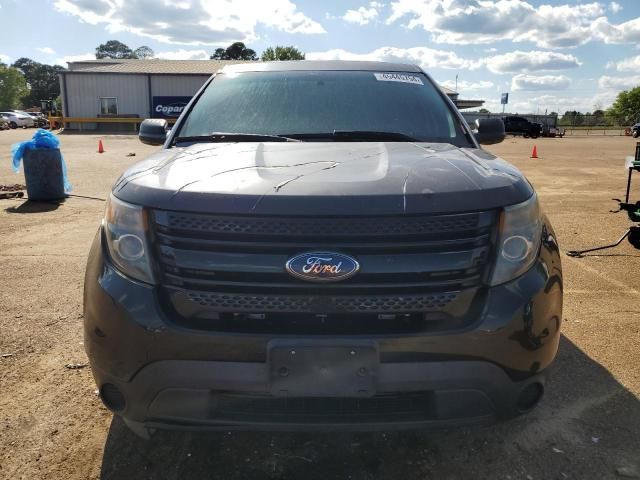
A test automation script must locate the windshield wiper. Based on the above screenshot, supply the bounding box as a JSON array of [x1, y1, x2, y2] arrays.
[[172, 132, 299, 145], [284, 130, 420, 142]]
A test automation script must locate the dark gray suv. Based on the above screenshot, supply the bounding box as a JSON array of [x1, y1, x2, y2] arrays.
[[84, 61, 562, 438]]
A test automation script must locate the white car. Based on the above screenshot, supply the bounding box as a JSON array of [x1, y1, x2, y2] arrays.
[[0, 111, 35, 128]]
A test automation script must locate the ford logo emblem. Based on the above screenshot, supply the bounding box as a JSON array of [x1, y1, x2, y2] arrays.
[[285, 252, 360, 282]]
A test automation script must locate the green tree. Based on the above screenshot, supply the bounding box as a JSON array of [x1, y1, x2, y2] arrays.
[[11, 58, 64, 108], [95, 40, 136, 59], [210, 42, 257, 61], [607, 86, 640, 125], [478, 108, 490, 113], [133, 46, 155, 59], [0, 64, 28, 110], [559, 110, 584, 126], [261, 46, 305, 61]]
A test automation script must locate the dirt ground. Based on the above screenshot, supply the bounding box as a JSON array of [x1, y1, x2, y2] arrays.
[[0, 129, 639, 480]]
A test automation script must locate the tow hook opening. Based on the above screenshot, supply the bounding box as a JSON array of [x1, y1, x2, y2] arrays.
[[100, 383, 126, 412], [516, 382, 544, 413]]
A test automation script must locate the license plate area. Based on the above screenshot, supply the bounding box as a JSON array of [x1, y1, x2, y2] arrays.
[[268, 341, 378, 398]]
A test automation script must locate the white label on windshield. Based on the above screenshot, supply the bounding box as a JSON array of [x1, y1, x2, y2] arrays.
[[373, 72, 424, 85]]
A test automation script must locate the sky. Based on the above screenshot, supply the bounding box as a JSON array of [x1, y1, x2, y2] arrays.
[[1, 0, 640, 113]]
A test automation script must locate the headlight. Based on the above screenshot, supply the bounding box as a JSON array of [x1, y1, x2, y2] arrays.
[[490, 194, 542, 286], [103, 193, 155, 284]]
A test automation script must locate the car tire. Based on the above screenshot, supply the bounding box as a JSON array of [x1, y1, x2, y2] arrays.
[[9, 121, 17, 129], [633, 130, 639, 138], [532, 135, 539, 139]]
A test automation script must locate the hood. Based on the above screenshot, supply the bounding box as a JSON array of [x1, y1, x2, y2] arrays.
[[113, 142, 533, 216]]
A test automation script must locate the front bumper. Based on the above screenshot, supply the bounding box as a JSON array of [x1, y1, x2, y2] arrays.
[[84, 223, 562, 431]]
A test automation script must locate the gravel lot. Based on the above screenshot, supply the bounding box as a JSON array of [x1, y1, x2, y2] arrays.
[[0, 129, 639, 480]]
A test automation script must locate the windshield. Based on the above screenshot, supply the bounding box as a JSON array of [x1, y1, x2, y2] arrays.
[[177, 70, 472, 146]]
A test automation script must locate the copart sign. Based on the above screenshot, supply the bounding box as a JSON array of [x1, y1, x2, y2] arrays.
[[152, 96, 192, 119]]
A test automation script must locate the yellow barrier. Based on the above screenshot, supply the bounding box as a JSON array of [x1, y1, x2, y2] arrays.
[[47, 116, 177, 131]]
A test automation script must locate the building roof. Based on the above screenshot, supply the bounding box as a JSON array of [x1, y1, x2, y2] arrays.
[[439, 85, 457, 95], [455, 99, 485, 109], [65, 59, 250, 74], [66, 59, 425, 75], [221, 60, 423, 73]]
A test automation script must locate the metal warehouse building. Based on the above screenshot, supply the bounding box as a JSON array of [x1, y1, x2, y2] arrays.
[[58, 59, 246, 130], [58, 59, 483, 130]]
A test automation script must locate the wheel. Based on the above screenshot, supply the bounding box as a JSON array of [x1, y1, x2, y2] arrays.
[[531, 134, 539, 139], [633, 130, 639, 138], [9, 121, 17, 129], [523, 133, 529, 138]]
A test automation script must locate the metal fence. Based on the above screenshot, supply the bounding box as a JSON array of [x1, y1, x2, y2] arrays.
[[462, 112, 638, 136], [557, 114, 636, 136]]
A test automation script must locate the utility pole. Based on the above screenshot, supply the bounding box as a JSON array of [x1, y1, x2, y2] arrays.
[[455, 73, 458, 93]]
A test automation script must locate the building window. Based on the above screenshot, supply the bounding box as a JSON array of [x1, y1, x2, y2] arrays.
[[99, 97, 118, 115]]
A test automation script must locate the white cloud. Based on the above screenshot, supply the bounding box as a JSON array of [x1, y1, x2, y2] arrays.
[[54, 0, 325, 46], [0, 53, 10, 64], [592, 16, 640, 44], [156, 49, 210, 60], [386, 0, 607, 48], [343, 2, 382, 25], [307, 46, 481, 70], [511, 74, 571, 91], [37, 47, 56, 55], [439, 79, 494, 91], [609, 1, 622, 13], [608, 55, 640, 72], [598, 75, 640, 90], [484, 50, 582, 74], [54, 52, 94, 65]]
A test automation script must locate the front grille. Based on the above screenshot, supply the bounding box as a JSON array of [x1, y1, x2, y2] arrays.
[[150, 210, 496, 332]]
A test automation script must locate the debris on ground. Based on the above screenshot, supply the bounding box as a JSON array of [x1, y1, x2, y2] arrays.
[[126, 152, 136, 157], [65, 363, 88, 370], [0, 184, 25, 200], [0, 184, 26, 192], [1, 353, 15, 358], [616, 466, 640, 478]]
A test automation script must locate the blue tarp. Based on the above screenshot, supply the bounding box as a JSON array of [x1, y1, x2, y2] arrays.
[[11, 129, 72, 192]]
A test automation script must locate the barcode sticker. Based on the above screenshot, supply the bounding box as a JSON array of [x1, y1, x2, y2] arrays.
[[373, 72, 424, 85]]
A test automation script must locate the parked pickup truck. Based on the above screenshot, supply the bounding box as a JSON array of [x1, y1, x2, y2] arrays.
[[84, 61, 563, 438], [542, 125, 565, 138], [503, 116, 543, 139]]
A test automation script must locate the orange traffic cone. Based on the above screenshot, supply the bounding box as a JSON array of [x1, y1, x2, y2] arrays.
[[530, 145, 538, 158], [98, 139, 105, 154]]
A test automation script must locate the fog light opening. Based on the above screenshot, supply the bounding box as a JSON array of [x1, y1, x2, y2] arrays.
[[100, 383, 126, 412], [517, 382, 544, 413]]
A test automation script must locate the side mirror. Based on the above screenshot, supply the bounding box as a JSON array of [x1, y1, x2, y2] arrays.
[[139, 119, 169, 146], [474, 118, 505, 145]]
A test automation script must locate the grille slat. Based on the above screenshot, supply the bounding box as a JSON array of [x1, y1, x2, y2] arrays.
[[154, 230, 492, 254], [162, 271, 484, 292]]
